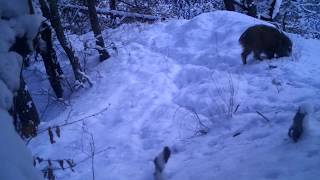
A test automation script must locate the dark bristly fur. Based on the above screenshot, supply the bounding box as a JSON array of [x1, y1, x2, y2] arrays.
[[239, 24, 292, 64]]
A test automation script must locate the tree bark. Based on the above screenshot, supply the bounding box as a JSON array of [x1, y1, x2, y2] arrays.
[[261, 0, 281, 21], [223, 0, 235, 11], [39, 0, 51, 19], [46, 0, 86, 84], [110, 0, 116, 11], [87, 0, 110, 62], [38, 22, 64, 98], [9, 35, 40, 138], [245, 0, 257, 17], [13, 75, 40, 138], [110, 0, 117, 27], [28, 0, 35, 14]]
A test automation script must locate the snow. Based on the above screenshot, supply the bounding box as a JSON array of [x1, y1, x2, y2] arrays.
[[0, 21, 16, 52], [29, 11, 320, 180], [0, 52, 22, 91], [9, 14, 44, 50], [0, 79, 13, 110], [0, 0, 29, 19], [0, 109, 42, 180], [0, 0, 43, 179]]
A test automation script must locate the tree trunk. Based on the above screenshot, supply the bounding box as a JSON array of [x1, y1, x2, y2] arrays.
[[245, 0, 257, 17], [46, 0, 86, 84], [33, 0, 64, 98], [13, 75, 40, 138], [110, 0, 116, 11], [110, 0, 117, 27], [38, 22, 64, 98], [28, 0, 35, 14], [223, 0, 235, 11], [87, 0, 110, 62], [261, 0, 282, 21], [9, 34, 40, 138], [39, 0, 51, 19]]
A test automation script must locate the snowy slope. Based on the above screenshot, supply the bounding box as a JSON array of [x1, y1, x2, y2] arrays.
[[29, 11, 320, 180]]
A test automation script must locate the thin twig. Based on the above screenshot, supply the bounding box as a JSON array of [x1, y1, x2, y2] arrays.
[[40, 106, 109, 133], [234, 104, 240, 113], [191, 109, 210, 131], [26, 106, 109, 145], [89, 134, 95, 180], [256, 111, 270, 122], [40, 147, 111, 173]]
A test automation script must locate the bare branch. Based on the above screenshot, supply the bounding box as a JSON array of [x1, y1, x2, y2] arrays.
[[60, 4, 160, 21], [256, 111, 270, 123]]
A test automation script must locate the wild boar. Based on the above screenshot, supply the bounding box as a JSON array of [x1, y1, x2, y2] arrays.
[[239, 24, 292, 64]]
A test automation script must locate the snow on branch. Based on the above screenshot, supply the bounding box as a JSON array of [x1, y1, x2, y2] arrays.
[[60, 4, 160, 21]]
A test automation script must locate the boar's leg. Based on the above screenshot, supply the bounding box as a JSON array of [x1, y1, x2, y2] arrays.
[[253, 50, 262, 61], [266, 51, 275, 59], [241, 48, 251, 64], [265, 48, 275, 59]]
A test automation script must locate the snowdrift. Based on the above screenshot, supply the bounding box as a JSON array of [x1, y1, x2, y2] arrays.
[[30, 11, 320, 180]]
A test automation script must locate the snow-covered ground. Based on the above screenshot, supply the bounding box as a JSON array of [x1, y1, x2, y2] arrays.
[[29, 11, 320, 180]]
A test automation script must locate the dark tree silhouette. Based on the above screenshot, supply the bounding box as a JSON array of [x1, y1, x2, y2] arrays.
[[223, 0, 235, 11], [31, 0, 64, 99], [110, 0, 117, 27], [244, 0, 257, 17], [9, 36, 40, 138], [261, 0, 282, 21], [86, 0, 110, 62], [38, 22, 64, 98], [45, 0, 87, 85]]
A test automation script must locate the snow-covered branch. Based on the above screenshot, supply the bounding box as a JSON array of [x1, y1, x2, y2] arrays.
[[60, 4, 160, 21]]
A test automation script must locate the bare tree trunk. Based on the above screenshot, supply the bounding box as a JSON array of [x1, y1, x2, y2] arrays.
[[28, 0, 35, 14], [244, 0, 257, 17], [46, 0, 86, 84], [223, 0, 235, 11], [87, 0, 110, 62], [39, 0, 51, 19], [13, 75, 40, 138], [8, 0, 40, 138], [110, 0, 117, 27], [9, 34, 40, 138], [110, 0, 116, 11], [261, 0, 282, 21], [32, 0, 64, 98], [38, 22, 64, 98]]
